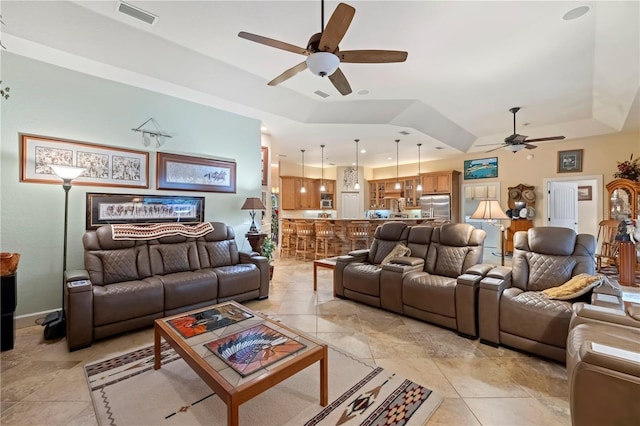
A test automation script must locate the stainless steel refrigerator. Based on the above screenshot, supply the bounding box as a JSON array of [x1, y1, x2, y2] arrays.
[[420, 194, 451, 220]]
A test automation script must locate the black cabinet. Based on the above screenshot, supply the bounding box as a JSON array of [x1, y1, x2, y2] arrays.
[[1, 273, 17, 351]]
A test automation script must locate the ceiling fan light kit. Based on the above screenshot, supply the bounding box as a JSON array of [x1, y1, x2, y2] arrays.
[[238, 1, 407, 96], [306, 52, 339, 77]]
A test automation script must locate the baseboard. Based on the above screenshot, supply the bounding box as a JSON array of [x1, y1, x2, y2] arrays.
[[16, 310, 57, 329]]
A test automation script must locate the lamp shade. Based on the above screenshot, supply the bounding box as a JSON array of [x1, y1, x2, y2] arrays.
[[506, 144, 526, 153], [241, 197, 266, 210], [306, 52, 340, 77], [470, 200, 509, 220], [49, 165, 86, 181]]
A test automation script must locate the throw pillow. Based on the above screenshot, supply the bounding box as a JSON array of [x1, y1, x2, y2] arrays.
[[380, 243, 411, 265], [542, 273, 603, 300]]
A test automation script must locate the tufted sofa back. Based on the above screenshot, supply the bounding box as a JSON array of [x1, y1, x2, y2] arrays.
[[367, 222, 410, 264], [425, 223, 486, 278], [406, 226, 434, 260], [83, 225, 151, 286], [511, 227, 596, 292], [196, 222, 241, 268], [148, 235, 200, 275]]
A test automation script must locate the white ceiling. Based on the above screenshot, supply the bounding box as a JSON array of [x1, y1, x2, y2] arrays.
[[3, 1, 639, 168]]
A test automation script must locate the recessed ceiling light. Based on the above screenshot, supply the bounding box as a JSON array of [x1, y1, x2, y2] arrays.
[[387, 156, 392, 160], [563, 5, 590, 21], [360, 149, 366, 154], [357, 89, 369, 95]]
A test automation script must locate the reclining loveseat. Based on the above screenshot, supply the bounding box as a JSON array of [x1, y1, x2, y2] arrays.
[[64, 222, 269, 351]]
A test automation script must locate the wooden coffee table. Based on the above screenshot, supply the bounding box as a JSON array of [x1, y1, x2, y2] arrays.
[[154, 301, 328, 426]]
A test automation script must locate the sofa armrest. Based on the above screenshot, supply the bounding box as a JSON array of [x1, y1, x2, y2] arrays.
[[383, 256, 424, 268], [334, 253, 368, 297], [455, 264, 496, 338], [571, 302, 640, 330], [478, 267, 512, 345], [580, 341, 640, 378], [240, 253, 270, 299], [64, 270, 93, 351], [593, 276, 623, 298], [590, 292, 624, 310]]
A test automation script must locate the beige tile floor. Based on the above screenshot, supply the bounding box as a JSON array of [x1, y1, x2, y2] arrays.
[[1, 252, 578, 426]]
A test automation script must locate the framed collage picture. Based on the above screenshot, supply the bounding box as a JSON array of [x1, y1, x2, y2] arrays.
[[20, 134, 149, 188], [156, 152, 236, 193]]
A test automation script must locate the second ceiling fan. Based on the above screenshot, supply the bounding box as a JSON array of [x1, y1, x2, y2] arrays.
[[238, 1, 408, 96], [480, 107, 566, 153]]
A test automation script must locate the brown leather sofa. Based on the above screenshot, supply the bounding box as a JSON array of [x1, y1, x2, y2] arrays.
[[478, 226, 619, 362], [335, 223, 490, 336], [567, 302, 639, 425], [64, 222, 269, 351]]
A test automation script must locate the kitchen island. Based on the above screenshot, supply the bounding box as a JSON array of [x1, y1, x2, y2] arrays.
[[280, 218, 449, 258]]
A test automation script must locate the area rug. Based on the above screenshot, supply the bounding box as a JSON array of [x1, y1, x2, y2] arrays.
[[85, 342, 442, 426]]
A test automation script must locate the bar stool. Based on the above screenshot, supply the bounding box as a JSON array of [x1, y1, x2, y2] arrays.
[[314, 221, 337, 260], [280, 221, 297, 258], [346, 221, 371, 251], [295, 221, 315, 261]]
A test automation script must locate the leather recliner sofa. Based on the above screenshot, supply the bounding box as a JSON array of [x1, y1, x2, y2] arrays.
[[566, 301, 640, 425], [64, 222, 269, 351], [335, 223, 491, 336], [478, 226, 621, 362]]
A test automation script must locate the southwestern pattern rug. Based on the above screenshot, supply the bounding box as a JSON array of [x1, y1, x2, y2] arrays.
[[85, 343, 442, 426]]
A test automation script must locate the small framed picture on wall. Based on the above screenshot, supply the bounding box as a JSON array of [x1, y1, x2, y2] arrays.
[[558, 149, 583, 173], [261, 147, 268, 186]]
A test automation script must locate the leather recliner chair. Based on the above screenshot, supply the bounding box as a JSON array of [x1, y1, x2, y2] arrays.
[[566, 302, 640, 425], [478, 226, 608, 362], [334, 222, 409, 307]]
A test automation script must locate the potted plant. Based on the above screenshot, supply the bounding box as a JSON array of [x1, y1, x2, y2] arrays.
[[260, 236, 276, 280]]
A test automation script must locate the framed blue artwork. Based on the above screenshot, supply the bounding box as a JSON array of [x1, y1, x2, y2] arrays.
[[464, 157, 498, 180]]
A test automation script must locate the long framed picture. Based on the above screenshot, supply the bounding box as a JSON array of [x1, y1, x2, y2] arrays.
[[558, 149, 583, 173], [463, 157, 498, 180], [20, 134, 149, 188], [156, 152, 236, 193], [261, 146, 268, 186], [86, 193, 205, 230]]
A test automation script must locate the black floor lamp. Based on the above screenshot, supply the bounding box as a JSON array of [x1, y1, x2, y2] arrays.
[[470, 199, 510, 266], [43, 165, 86, 339]]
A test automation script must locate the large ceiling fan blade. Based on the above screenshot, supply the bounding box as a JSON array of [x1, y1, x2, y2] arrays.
[[268, 62, 308, 86], [524, 136, 566, 143], [319, 3, 355, 53], [238, 31, 310, 56], [484, 145, 508, 153], [476, 142, 505, 147], [339, 50, 408, 63], [328, 67, 352, 95], [524, 144, 538, 150]]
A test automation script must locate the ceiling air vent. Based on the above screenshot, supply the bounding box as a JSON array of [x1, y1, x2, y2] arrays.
[[117, 1, 158, 25], [399, 130, 411, 135], [314, 90, 330, 98]]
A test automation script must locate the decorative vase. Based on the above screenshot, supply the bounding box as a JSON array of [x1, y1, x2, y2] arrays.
[[0, 253, 20, 277]]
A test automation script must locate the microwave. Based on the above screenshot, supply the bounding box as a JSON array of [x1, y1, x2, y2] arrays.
[[321, 199, 332, 209]]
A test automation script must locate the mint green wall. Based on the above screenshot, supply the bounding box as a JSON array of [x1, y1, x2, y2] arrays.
[[1, 53, 262, 317]]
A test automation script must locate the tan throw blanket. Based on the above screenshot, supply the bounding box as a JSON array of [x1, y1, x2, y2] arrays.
[[111, 222, 213, 240]]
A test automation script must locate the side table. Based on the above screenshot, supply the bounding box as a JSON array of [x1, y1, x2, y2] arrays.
[[618, 241, 638, 286], [1, 273, 17, 351], [313, 257, 338, 293], [246, 232, 267, 255]]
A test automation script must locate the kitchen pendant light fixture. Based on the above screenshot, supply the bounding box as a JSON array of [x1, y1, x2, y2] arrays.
[[320, 144, 326, 192], [354, 139, 360, 190], [300, 149, 306, 193], [416, 143, 423, 192], [394, 139, 401, 190]]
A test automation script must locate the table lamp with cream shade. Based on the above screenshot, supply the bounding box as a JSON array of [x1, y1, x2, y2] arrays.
[[241, 197, 266, 233], [470, 199, 510, 266]]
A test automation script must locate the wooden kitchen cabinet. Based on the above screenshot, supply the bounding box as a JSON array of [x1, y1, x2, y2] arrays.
[[421, 171, 459, 194], [281, 176, 331, 210]]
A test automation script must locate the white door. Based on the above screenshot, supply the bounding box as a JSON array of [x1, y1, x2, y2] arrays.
[[341, 193, 360, 219], [548, 181, 579, 231]]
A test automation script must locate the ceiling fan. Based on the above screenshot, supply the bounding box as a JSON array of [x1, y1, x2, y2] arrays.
[[479, 107, 566, 153], [237, 0, 408, 96]]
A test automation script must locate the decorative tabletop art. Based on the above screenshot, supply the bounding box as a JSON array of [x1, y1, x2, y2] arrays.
[[168, 303, 253, 338], [205, 324, 306, 377]]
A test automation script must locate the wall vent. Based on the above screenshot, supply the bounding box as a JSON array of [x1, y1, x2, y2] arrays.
[[314, 90, 330, 98], [117, 1, 158, 25]]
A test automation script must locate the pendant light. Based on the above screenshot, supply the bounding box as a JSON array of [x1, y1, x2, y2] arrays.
[[394, 139, 401, 190], [354, 139, 360, 190], [320, 144, 326, 192], [300, 149, 306, 193], [416, 143, 423, 192]]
